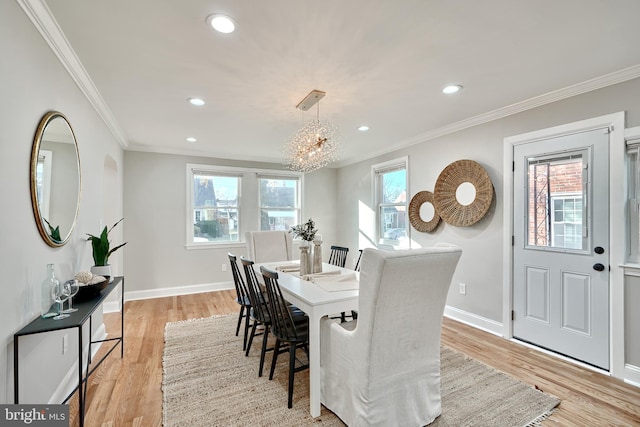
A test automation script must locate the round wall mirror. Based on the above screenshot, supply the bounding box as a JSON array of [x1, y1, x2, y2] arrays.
[[409, 191, 441, 232], [455, 182, 477, 206], [419, 200, 436, 222], [434, 159, 493, 227], [30, 111, 81, 247]]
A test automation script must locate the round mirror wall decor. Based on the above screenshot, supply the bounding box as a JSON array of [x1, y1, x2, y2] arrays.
[[409, 191, 441, 232], [434, 159, 493, 227], [30, 111, 81, 247]]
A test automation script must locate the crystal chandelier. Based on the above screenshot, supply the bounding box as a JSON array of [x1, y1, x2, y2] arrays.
[[284, 90, 340, 173]]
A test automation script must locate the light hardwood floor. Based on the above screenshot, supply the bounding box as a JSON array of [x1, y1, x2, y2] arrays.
[[70, 290, 640, 426]]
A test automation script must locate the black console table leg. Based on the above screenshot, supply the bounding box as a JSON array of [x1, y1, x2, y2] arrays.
[[14, 336, 19, 404], [78, 325, 84, 427]]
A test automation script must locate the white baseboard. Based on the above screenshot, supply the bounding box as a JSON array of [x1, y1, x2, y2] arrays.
[[124, 281, 234, 302], [625, 363, 640, 387], [50, 324, 107, 404], [443, 305, 504, 337], [103, 301, 121, 314]]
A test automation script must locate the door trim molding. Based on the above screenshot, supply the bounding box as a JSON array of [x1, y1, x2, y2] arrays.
[[503, 111, 626, 378]]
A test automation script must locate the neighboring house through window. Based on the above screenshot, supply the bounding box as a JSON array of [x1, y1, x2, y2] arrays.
[[258, 174, 301, 231], [191, 170, 240, 243], [186, 164, 302, 247]]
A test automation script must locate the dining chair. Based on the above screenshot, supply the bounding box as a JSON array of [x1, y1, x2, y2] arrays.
[[328, 245, 352, 322], [354, 249, 363, 272], [227, 253, 252, 351], [328, 245, 349, 268], [245, 230, 293, 263], [260, 266, 310, 409], [320, 246, 462, 426], [239, 256, 273, 377]]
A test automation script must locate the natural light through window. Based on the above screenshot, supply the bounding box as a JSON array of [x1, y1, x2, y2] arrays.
[[372, 157, 409, 247]]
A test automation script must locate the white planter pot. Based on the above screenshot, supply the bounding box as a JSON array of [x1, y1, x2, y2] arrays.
[[90, 265, 112, 280]]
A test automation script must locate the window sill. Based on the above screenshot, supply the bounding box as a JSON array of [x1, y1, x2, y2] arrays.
[[620, 263, 640, 277], [185, 242, 246, 251]]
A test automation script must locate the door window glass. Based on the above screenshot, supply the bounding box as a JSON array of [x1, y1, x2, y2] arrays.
[[527, 153, 587, 250]]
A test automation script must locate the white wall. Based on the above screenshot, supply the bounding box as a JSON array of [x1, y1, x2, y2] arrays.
[[1, 1, 124, 404], [336, 77, 640, 368], [123, 151, 337, 296]]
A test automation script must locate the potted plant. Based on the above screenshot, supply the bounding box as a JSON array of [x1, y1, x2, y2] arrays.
[[86, 218, 127, 279], [289, 218, 317, 242], [289, 218, 318, 275]]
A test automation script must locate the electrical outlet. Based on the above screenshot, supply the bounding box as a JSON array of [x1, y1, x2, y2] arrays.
[[221, 264, 227, 272], [62, 334, 68, 355], [459, 283, 466, 295]]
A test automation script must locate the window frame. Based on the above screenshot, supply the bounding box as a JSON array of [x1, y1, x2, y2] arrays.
[[525, 150, 589, 253], [186, 164, 303, 249], [627, 141, 640, 263], [372, 156, 409, 247]]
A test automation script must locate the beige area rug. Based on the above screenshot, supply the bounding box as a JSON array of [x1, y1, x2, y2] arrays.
[[163, 315, 560, 427]]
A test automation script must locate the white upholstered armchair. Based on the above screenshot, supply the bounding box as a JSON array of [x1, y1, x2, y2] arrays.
[[320, 246, 462, 427], [245, 230, 294, 263]]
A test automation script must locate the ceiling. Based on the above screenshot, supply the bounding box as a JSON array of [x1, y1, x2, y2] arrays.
[[27, 0, 640, 167]]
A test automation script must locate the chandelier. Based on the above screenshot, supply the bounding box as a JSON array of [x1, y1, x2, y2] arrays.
[[284, 90, 340, 173]]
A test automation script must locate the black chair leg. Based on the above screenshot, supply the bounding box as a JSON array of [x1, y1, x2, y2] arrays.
[[288, 344, 296, 408], [246, 322, 258, 357], [269, 339, 281, 380], [258, 326, 270, 377], [242, 309, 251, 350], [235, 306, 245, 336]]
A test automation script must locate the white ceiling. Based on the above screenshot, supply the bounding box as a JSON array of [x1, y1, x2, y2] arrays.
[[28, 0, 640, 167]]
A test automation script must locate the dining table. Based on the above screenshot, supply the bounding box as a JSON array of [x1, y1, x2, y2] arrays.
[[254, 261, 359, 417]]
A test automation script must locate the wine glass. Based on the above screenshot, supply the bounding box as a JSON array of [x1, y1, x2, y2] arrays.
[[51, 281, 70, 320], [61, 279, 79, 313]]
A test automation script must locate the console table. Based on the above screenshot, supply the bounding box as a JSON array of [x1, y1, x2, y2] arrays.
[[14, 276, 124, 427]]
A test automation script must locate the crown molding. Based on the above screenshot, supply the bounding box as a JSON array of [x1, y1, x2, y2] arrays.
[[334, 64, 640, 168], [17, 0, 128, 148]]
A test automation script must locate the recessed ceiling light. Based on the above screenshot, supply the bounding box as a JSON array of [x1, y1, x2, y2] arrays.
[[442, 85, 463, 94], [188, 98, 205, 106], [186, 137, 197, 143], [358, 125, 370, 132], [207, 14, 236, 34]]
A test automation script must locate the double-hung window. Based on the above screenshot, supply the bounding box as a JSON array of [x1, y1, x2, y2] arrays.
[[372, 157, 409, 246], [258, 174, 301, 231], [187, 164, 303, 247], [188, 166, 241, 244]]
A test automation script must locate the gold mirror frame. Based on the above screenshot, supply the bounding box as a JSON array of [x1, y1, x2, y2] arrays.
[[434, 159, 493, 227], [30, 111, 81, 247], [409, 191, 441, 232]]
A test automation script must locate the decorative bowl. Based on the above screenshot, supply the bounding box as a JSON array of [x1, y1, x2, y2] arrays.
[[75, 279, 109, 302]]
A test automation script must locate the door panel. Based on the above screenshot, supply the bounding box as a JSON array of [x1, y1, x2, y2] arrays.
[[513, 128, 609, 369], [524, 266, 549, 322], [561, 271, 590, 334]]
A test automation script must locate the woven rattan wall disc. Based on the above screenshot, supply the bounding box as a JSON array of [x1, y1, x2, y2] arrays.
[[434, 160, 493, 227], [409, 191, 441, 232]]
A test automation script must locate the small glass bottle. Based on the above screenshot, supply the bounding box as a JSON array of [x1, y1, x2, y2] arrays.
[[41, 264, 58, 318]]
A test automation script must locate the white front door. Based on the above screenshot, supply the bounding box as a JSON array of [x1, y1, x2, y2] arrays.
[[513, 128, 610, 369]]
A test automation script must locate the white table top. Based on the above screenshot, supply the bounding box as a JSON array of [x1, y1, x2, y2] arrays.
[[257, 261, 359, 306]]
